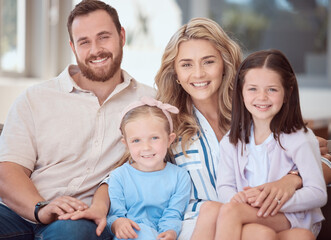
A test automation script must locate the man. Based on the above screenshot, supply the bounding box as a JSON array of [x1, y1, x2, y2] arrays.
[[0, 0, 153, 239]]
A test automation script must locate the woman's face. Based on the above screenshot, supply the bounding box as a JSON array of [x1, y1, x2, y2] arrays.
[[174, 39, 224, 105]]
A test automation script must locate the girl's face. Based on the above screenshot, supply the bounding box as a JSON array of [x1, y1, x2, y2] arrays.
[[242, 68, 285, 126], [122, 115, 176, 172], [174, 39, 224, 105]]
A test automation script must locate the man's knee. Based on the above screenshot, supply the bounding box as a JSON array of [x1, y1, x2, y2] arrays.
[[0, 204, 34, 239], [39, 219, 112, 240]]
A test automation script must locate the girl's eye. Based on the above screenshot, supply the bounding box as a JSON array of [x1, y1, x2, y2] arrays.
[[132, 139, 140, 143], [248, 88, 256, 91], [152, 136, 159, 140], [268, 88, 277, 92]]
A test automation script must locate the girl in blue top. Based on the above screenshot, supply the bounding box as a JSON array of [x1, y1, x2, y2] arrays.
[[191, 49, 327, 239], [107, 96, 191, 240]]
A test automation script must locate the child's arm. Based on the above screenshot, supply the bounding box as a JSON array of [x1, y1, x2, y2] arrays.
[[157, 169, 191, 237], [107, 170, 131, 230], [280, 130, 327, 212], [216, 136, 240, 203]]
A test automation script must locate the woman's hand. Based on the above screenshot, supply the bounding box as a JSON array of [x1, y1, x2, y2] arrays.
[[317, 136, 331, 161], [243, 174, 301, 217]]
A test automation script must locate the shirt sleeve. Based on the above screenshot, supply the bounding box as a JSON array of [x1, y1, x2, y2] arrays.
[[0, 91, 37, 171], [281, 131, 327, 212], [157, 169, 191, 236], [216, 136, 238, 203], [106, 169, 128, 228]]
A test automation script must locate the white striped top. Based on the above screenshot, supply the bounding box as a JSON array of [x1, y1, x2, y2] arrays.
[[173, 108, 220, 220]]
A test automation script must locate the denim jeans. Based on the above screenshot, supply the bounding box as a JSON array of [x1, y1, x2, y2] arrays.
[[0, 204, 113, 240]]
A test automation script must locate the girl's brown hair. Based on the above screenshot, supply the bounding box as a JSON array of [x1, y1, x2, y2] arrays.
[[229, 49, 307, 146]]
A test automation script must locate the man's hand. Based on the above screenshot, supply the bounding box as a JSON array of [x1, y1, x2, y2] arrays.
[[38, 196, 88, 224], [111, 218, 140, 239], [58, 203, 107, 236], [157, 230, 177, 240]]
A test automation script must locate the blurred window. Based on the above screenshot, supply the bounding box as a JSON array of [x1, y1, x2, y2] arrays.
[[0, 0, 25, 74]]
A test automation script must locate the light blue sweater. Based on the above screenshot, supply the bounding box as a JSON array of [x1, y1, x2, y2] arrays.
[[107, 162, 191, 236]]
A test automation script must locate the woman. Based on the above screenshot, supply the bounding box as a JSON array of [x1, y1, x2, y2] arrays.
[[155, 17, 326, 239]]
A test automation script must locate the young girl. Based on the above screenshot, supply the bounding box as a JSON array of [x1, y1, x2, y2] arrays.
[[106, 96, 191, 240], [192, 49, 327, 239]]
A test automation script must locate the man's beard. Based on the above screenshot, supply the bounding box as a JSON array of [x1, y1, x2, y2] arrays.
[[76, 48, 123, 82]]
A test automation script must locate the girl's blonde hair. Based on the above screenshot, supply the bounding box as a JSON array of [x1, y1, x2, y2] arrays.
[[112, 105, 174, 169], [155, 17, 242, 154]]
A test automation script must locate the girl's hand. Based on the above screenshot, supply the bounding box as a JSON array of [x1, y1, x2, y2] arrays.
[[243, 186, 261, 205], [38, 196, 88, 224], [248, 174, 300, 217], [230, 191, 248, 203], [157, 230, 177, 240], [111, 218, 140, 239], [58, 204, 107, 236]]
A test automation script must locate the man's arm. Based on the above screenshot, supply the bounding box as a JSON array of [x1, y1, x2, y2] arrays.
[[0, 162, 42, 221], [0, 162, 89, 224]]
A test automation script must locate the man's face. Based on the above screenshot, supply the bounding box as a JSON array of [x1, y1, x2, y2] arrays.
[[70, 10, 124, 82]]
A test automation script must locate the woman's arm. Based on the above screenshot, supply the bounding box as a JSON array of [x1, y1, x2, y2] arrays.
[[244, 173, 302, 217], [322, 157, 331, 185]]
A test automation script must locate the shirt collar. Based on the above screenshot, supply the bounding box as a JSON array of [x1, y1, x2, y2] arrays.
[[58, 64, 137, 94]]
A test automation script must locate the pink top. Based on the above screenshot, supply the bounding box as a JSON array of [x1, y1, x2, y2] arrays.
[[217, 128, 327, 231]]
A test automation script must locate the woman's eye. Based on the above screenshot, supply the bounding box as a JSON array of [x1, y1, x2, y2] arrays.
[[204, 60, 214, 65], [181, 63, 191, 67]]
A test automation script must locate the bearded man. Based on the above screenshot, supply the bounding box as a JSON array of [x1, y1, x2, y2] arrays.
[[0, 1, 153, 239]]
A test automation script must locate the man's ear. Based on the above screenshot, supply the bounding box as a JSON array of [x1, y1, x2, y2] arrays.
[[69, 40, 76, 55], [168, 133, 176, 147], [120, 27, 126, 47]]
